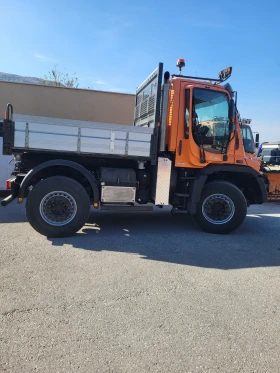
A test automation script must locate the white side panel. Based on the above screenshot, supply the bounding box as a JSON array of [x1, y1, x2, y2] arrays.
[[81, 127, 127, 140], [14, 131, 26, 148], [128, 132, 151, 142], [15, 122, 78, 135], [127, 142, 151, 157], [12, 114, 153, 158], [80, 137, 110, 153], [30, 123, 78, 135], [14, 122, 26, 148], [81, 127, 111, 138], [80, 127, 127, 155], [14, 122, 26, 131], [13, 114, 154, 134], [29, 133, 78, 152], [127, 132, 152, 157], [80, 138, 126, 155], [155, 158, 172, 205]]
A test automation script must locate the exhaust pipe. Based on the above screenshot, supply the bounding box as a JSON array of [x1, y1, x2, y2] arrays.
[[1, 194, 14, 206]]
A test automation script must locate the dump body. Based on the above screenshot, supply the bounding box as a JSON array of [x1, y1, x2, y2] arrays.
[[9, 114, 153, 159]]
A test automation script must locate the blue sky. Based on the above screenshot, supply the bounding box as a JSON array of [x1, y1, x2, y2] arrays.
[[1, 0, 280, 141]]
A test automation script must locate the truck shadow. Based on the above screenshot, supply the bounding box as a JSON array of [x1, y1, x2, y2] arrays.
[[49, 208, 280, 270], [0, 200, 27, 223]]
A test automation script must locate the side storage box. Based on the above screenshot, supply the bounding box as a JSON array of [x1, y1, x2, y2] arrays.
[[100, 168, 137, 187]]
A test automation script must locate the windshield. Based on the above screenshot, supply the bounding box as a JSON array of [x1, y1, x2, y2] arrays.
[[192, 89, 230, 154], [241, 125, 255, 154]]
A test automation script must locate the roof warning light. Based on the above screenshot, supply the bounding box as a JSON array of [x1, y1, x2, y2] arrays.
[[176, 59, 185, 75]]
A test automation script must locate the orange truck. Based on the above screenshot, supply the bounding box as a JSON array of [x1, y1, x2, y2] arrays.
[[1, 59, 267, 237]]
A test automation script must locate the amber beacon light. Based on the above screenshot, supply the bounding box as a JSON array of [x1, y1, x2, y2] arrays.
[[176, 59, 185, 75]]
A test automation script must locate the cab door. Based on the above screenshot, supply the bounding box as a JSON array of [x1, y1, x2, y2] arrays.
[[175, 83, 232, 168]]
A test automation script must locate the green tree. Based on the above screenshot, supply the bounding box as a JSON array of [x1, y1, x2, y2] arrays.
[[41, 65, 79, 88]]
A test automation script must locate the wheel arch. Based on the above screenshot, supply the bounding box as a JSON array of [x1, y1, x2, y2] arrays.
[[19, 159, 99, 206], [187, 165, 267, 214]]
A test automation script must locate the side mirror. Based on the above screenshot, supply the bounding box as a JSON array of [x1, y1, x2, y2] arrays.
[[255, 133, 259, 148], [228, 98, 236, 132]]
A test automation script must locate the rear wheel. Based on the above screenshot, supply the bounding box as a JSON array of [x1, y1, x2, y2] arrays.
[[193, 181, 247, 234], [26, 176, 91, 237]]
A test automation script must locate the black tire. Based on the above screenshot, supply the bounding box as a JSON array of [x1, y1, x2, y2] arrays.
[[192, 181, 247, 234], [26, 176, 91, 237]]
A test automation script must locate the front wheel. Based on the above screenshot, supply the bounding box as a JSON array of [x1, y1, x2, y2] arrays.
[[193, 181, 247, 234], [26, 176, 91, 237]]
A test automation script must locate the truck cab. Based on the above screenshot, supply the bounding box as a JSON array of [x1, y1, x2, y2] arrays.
[[163, 74, 261, 172]]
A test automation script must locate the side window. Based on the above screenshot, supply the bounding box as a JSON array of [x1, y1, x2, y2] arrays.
[[185, 89, 190, 139], [241, 126, 255, 154], [192, 89, 229, 154]]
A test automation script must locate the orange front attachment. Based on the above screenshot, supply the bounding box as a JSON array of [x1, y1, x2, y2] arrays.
[[267, 173, 280, 201]]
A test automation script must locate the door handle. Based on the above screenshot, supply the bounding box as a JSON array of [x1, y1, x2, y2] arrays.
[[178, 140, 182, 156]]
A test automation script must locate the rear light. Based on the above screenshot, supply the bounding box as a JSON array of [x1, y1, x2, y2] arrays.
[[6, 178, 15, 190]]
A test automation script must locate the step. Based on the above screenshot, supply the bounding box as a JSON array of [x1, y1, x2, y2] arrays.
[[100, 205, 153, 212], [174, 193, 190, 198], [171, 208, 189, 215]]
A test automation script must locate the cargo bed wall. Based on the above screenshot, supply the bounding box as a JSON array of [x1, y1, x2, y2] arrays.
[[12, 114, 153, 159]]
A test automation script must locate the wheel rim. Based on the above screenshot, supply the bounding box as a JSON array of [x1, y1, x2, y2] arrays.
[[202, 193, 235, 225], [39, 191, 77, 226]]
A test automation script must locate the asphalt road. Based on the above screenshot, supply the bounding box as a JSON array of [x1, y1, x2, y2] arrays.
[[0, 201, 280, 373]]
